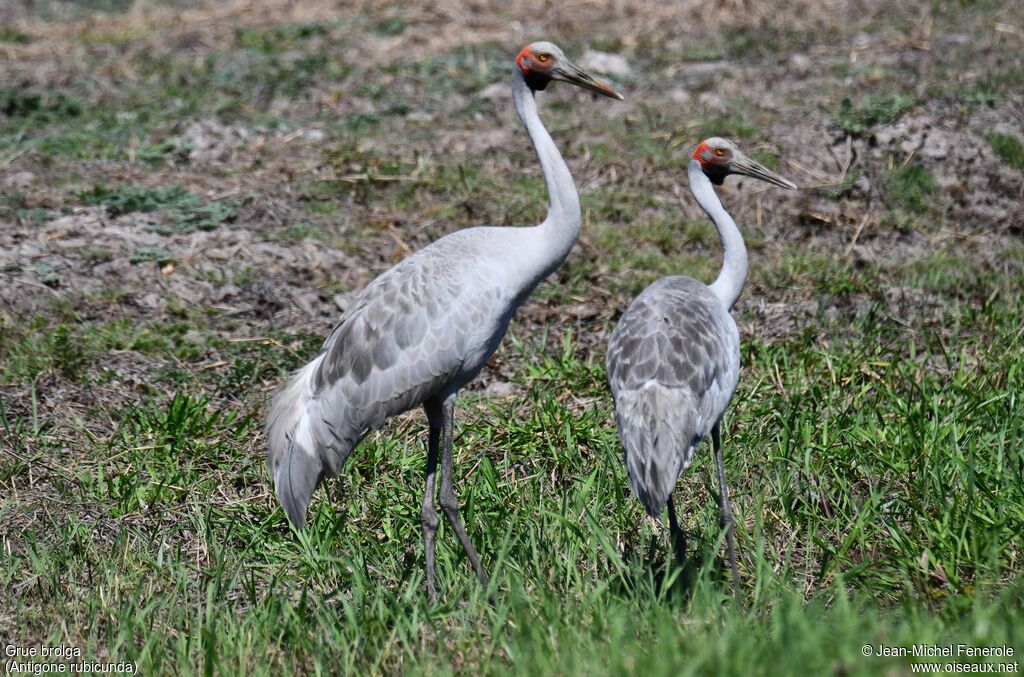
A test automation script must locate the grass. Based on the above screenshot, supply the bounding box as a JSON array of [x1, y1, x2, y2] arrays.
[[695, 114, 759, 142], [0, 83, 83, 120], [885, 163, 939, 215], [2, 287, 1023, 673], [0, 27, 35, 43], [234, 21, 338, 53], [831, 94, 918, 137], [987, 132, 1024, 172], [78, 185, 235, 232], [2, 0, 1023, 673]]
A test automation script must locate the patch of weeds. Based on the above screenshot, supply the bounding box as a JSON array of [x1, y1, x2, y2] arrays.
[[986, 132, 1024, 171], [51, 325, 89, 378], [284, 222, 322, 240], [632, 215, 686, 251], [220, 357, 264, 392], [32, 130, 93, 157], [880, 209, 917, 234], [373, 17, 407, 36], [344, 81, 413, 119], [80, 247, 113, 263], [830, 94, 916, 137], [750, 147, 781, 170], [400, 42, 507, 97], [97, 318, 175, 356], [130, 247, 175, 265], [78, 24, 155, 47], [924, 83, 1000, 119], [633, 38, 720, 67], [231, 267, 255, 286], [209, 49, 346, 105], [898, 250, 965, 292], [130, 45, 350, 117], [585, 187, 658, 224], [760, 252, 871, 296], [584, 141, 621, 165], [885, 163, 937, 214], [198, 266, 256, 287], [80, 185, 195, 216], [977, 65, 1024, 96], [0, 27, 34, 44], [319, 279, 347, 295], [92, 392, 251, 514], [0, 193, 26, 210], [79, 184, 234, 231], [695, 113, 758, 141], [168, 201, 235, 233], [823, 170, 861, 200], [721, 26, 768, 59], [137, 137, 193, 165], [235, 22, 334, 52], [681, 217, 714, 245], [301, 199, 338, 216], [722, 25, 840, 59], [75, 0, 135, 13], [2, 321, 93, 382], [963, 89, 999, 107], [0, 193, 28, 221], [30, 263, 61, 287], [0, 84, 83, 121], [1, 317, 210, 384], [306, 142, 416, 205], [323, 142, 407, 179], [15, 105, 179, 161], [16, 207, 61, 224]]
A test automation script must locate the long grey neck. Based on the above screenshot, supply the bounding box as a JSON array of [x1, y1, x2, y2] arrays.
[[688, 159, 747, 310], [512, 67, 581, 276]]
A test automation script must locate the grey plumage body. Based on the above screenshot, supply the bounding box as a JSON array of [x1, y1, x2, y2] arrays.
[[267, 225, 563, 526], [606, 139, 796, 588], [606, 276, 739, 515], [265, 41, 622, 601]]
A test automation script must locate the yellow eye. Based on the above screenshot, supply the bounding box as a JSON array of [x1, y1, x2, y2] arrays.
[[715, 148, 726, 157], [537, 53, 550, 62]]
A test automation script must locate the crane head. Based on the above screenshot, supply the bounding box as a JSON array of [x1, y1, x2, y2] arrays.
[[693, 137, 798, 190], [516, 41, 624, 100]]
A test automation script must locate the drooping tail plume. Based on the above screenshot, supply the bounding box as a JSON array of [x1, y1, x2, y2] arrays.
[[613, 383, 697, 517], [265, 356, 328, 529]]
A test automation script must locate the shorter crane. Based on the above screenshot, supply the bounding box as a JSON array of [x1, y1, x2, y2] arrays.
[[605, 138, 796, 588]]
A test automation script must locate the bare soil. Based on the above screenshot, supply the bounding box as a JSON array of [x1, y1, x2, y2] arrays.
[[1, 0, 1022, 442]]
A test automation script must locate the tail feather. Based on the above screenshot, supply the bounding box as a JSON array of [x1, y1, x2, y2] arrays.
[[266, 355, 352, 529], [275, 434, 321, 529], [613, 383, 698, 517]]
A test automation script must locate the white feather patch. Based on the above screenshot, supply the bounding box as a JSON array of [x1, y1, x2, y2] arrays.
[[294, 410, 316, 458]]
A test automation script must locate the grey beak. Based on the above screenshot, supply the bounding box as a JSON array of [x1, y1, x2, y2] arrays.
[[552, 60, 624, 100], [731, 154, 798, 190]]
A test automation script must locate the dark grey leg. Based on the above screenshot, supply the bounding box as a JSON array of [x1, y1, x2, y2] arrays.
[[712, 421, 740, 591], [666, 494, 687, 564], [437, 393, 490, 593], [422, 398, 442, 603]]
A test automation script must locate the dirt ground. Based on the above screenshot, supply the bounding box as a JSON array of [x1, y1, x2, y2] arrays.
[[1, 0, 1022, 458]]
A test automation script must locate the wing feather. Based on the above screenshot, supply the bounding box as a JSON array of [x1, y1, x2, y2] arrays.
[[266, 231, 513, 527]]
